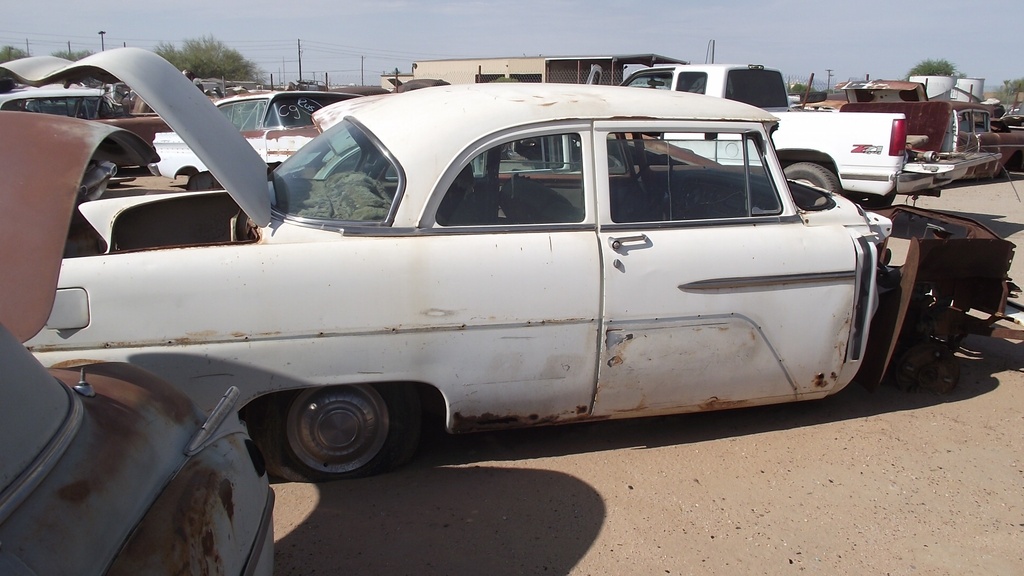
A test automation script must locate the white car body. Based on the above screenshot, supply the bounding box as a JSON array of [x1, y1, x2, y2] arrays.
[[10, 48, 898, 482], [151, 90, 359, 189]]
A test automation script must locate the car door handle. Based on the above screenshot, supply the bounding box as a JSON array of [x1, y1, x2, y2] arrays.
[[609, 234, 649, 250]]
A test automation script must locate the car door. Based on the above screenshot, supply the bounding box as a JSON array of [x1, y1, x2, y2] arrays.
[[592, 122, 864, 418]]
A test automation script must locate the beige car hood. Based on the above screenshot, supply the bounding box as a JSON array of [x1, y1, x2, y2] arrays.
[[1, 48, 271, 227], [0, 112, 153, 341]]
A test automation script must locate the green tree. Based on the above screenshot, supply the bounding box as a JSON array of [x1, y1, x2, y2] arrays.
[[154, 36, 262, 82], [51, 49, 93, 61], [997, 78, 1024, 106], [789, 83, 808, 94], [0, 45, 28, 63], [906, 58, 961, 78]]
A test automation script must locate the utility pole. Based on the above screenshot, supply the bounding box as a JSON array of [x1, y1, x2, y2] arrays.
[[98, 31, 105, 51], [297, 39, 303, 84], [826, 69, 834, 92]]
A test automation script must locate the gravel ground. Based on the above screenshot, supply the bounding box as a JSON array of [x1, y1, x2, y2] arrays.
[[127, 173, 1024, 575]]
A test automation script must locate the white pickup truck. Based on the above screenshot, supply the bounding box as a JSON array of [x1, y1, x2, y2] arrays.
[[622, 64, 995, 206]]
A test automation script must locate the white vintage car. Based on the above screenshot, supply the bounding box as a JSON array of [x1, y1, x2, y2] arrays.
[[6, 49, 1012, 483]]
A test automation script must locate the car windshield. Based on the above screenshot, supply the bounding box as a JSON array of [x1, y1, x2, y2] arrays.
[[272, 119, 400, 223]]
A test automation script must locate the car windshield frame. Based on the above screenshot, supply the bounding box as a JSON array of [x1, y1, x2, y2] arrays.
[[271, 117, 404, 227]]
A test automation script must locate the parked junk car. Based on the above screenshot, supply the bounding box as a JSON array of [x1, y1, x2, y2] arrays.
[[152, 89, 361, 190], [838, 80, 1024, 179], [0, 111, 274, 574], [0, 81, 165, 170], [5, 49, 1020, 483], [1001, 104, 1024, 128]]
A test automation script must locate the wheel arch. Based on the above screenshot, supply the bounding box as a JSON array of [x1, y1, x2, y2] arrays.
[[775, 149, 838, 174], [173, 164, 200, 179]]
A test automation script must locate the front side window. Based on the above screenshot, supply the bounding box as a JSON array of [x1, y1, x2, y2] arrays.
[[272, 119, 399, 223], [624, 72, 674, 91], [436, 133, 585, 226], [606, 131, 781, 223]]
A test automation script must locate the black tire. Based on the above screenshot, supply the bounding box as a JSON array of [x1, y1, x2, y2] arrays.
[[783, 162, 842, 194], [269, 384, 421, 482]]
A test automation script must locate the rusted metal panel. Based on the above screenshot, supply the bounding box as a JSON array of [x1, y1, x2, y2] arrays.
[[0, 112, 151, 341], [106, 435, 275, 576], [855, 206, 1021, 388], [843, 101, 953, 152], [836, 80, 928, 102]]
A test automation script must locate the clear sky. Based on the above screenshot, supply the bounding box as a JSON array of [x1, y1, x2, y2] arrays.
[[3, 0, 1019, 94]]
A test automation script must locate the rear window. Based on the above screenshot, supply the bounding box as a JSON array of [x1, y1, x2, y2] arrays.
[[263, 94, 358, 129], [724, 69, 790, 109]]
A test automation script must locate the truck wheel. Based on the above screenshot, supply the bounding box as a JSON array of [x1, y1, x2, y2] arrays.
[[277, 384, 421, 482], [784, 162, 841, 194]]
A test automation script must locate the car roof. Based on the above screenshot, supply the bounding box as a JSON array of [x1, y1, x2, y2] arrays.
[[215, 90, 357, 105], [316, 81, 777, 151]]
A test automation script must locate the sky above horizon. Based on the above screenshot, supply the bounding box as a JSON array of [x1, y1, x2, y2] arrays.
[[4, 0, 1019, 94]]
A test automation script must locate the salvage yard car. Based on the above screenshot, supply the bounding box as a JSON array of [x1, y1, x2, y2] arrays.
[[5, 49, 1019, 483], [0, 111, 273, 574], [152, 89, 361, 190]]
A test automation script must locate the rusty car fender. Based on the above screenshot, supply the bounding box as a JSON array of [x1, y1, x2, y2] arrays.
[[855, 205, 1021, 389]]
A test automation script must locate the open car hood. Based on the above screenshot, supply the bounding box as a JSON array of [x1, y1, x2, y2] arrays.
[[0, 48, 270, 227], [0, 112, 154, 341]]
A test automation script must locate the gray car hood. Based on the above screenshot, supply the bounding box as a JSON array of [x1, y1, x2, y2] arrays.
[[1, 48, 271, 227]]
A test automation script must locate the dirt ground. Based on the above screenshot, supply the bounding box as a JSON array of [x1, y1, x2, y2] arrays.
[[121, 173, 1024, 575]]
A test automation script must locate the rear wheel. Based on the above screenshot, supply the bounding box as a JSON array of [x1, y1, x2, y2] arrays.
[[251, 384, 421, 482], [783, 162, 841, 194]]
